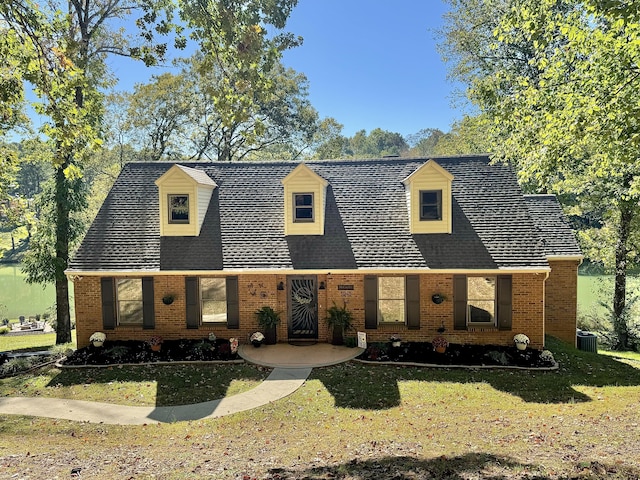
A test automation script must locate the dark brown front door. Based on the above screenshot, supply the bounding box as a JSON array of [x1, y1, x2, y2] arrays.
[[287, 275, 318, 340]]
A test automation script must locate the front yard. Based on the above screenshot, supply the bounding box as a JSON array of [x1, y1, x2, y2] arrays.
[[1, 337, 639, 479]]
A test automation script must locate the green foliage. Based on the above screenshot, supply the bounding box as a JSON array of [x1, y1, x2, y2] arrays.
[[440, 0, 640, 348], [432, 115, 492, 155], [348, 128, 408, 158], [325, 302, 354, 330], [179, 0, 301, 160], [255, 306, 281, 328], [21, 177, 88, 285]]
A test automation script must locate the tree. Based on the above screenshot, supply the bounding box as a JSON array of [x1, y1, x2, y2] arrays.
[[440, 0, 640, 349], [2, 0, 178, 344], [432, 115, 491, 155], [310, 118, 349, 160], [180, 0, 301, 161], [347, 129, 409, 158], [406, 128, 445, 156], [123, 54, 319, 161], [127, 73, 193, 161]]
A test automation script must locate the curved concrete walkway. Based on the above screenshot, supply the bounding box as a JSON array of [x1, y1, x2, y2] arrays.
[[0, 344, 363, 425], [0, 367, 311, 425]]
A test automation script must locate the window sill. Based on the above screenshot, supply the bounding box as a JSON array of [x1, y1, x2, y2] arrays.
[[466, 325, 498, 332], [377, 323, 407, 329]]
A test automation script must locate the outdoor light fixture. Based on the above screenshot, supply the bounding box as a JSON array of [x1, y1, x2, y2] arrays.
[[319, 281, 326, 290], [277, 281, 284, 290]]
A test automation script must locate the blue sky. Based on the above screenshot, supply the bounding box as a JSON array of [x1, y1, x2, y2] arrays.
[[282, 0, 463, 137], [107, 1, 464, 139]]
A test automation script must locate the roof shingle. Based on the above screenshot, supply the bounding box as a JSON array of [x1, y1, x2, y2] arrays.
[[69, 155, 562, 272]]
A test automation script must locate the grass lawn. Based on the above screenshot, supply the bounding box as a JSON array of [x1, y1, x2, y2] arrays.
[[0, 332, 73, 352], [1, 336, 640, 479]]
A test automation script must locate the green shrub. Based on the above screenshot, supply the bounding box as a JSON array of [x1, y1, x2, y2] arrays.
[[0, 326, 9, 335]]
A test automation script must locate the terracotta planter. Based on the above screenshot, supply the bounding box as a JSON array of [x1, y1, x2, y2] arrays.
[[150, 344, 161, 352], [435, 346, 447, 354]]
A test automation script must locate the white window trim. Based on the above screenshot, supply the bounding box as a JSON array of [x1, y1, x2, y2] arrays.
[[293, 192, 314, 223], [168, 194, 190, 224]]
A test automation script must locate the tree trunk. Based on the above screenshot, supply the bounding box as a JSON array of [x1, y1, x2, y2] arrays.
[[54, 163, 72, 345], [612, 199, 633, 350]]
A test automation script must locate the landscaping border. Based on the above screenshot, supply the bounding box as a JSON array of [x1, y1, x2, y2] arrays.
[[55, 357, 246, 369], [354, 358, 559, 371]]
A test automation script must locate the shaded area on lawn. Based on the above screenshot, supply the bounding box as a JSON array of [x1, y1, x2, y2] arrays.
[[313, 337, 640, 408], [264, 453, 640, 480], [19, 363, 271, 407]]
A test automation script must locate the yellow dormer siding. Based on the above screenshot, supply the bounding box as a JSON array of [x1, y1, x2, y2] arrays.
[[402, 160, 454, 234], [281, 163, 328, 235], [155, 165, 217, 236]]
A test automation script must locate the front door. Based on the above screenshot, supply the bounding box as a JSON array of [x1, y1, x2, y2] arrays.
[[287, 275, 318, 340]]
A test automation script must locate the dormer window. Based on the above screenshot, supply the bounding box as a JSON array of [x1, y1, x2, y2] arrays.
[[294, 193, 314, 222], [420, 190, 442, 221], [168, 194, 190, 224], [281, 164, 328, 236], [402, 160, 454, 234], [155, 165, 217, 237]]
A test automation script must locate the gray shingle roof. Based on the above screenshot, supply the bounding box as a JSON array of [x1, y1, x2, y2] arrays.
[[69, 155, 555, 272], [524, 194, 582, 258]]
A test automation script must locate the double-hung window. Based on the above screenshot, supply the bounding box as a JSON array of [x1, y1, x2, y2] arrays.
[[467, 276, 496, 325], [116, 278, 143, 325], [293, 193, 314, 222], [419, 190, 442, 221], [200, 278, 227, 323], [377, 277, 406, 324]]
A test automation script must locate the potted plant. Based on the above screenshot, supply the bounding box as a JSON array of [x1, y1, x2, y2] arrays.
[[229, 338, 239, 355], [89, 331, 106, 347], [255, 306, 280, 345], [148, 335, 163, 352], [162, 294, 175, 305], [432, 336, 449, 353], [513, 333, 530, 351], [390, 335, 402, 348], [326, 302, 353, 345], [250, 331, 265, 347]]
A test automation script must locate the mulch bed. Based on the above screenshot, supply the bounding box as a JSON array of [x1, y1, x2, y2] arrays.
[[62, 338, 240, 366], [357, 342, 557, 368]]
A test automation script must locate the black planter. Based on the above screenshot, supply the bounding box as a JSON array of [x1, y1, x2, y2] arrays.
[[251, 340, 263, 348], [264, 326, 277, 345], [331, 325, 344, 345], [162, 295, 174, 305], [432, 294, 444, 304]]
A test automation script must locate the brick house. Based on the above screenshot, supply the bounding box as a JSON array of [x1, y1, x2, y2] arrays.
[[68, 156, 582, 349]]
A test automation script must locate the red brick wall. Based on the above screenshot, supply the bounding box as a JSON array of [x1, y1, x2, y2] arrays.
[[74, 272, 546, 349], [545, 260, 579, 345]]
